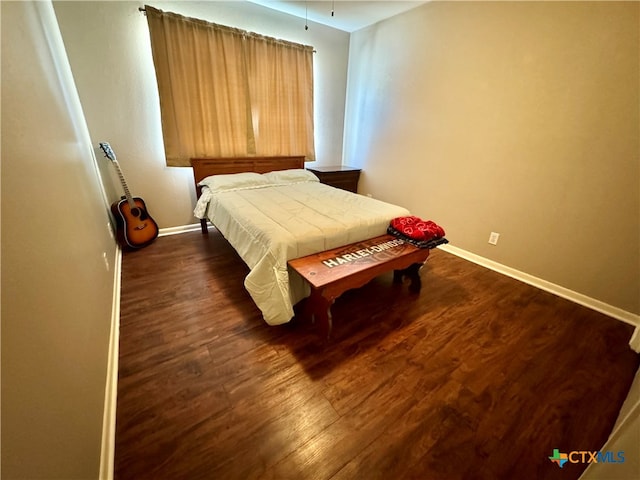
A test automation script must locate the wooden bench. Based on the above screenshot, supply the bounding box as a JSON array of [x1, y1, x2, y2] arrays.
[[288, 234, 430, 338]]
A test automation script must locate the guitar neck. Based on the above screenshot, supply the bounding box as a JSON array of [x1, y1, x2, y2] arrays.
[[113, 160, 135, 207]]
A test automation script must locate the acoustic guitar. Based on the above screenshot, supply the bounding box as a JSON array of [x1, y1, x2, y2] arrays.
[[99, 142, 158, 249]]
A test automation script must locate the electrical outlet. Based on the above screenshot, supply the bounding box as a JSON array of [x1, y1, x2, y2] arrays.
[[488, 232, 500, 245]]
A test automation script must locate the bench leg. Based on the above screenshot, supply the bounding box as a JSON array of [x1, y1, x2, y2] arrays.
[[393, 263, 423, 293], [308, 290, 334, 339], [317, 301, 333, 340]]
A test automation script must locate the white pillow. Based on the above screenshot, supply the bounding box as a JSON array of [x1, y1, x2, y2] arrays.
[[262, 169, 319, 184], [198, 172, 270, 192]]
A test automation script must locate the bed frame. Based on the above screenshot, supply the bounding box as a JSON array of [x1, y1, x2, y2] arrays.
[[190, 155, 430, 337], [190, 156, 306, 233]]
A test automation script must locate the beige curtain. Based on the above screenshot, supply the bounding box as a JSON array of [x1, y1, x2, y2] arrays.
[[246, 33, 315, 159], [145, 6, 315, 167]]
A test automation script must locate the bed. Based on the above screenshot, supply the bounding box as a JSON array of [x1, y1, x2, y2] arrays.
[[191, 156, 410, 326]]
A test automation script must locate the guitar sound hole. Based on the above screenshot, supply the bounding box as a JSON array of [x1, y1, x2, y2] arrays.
[[130, 207, 140, 217]]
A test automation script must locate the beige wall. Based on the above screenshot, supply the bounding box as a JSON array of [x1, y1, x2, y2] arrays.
[[344, 1, 639, 315], [54, 0, 350, 230], [1, 1, 117, 478]]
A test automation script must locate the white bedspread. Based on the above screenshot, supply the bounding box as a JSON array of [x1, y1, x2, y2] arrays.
[[194, 180, 410, 325]]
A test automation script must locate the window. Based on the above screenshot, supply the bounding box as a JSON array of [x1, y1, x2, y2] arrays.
[[145, 5, 315, 166]]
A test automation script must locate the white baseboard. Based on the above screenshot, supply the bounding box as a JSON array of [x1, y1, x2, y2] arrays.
[[438, 244, 640, 352], [158, 223, 203, 237], [99, 246, 122, 480], [629, 328, 640, 353]]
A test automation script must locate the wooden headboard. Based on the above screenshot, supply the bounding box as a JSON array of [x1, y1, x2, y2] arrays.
[[190, 155, 306, 233], [191, 156, 306, 193]]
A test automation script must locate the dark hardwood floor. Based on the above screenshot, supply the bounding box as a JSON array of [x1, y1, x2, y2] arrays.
[[115, 229, 638, 480]]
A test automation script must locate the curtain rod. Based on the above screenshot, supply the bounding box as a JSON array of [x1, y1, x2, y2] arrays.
[[138, 6, 317, 51]]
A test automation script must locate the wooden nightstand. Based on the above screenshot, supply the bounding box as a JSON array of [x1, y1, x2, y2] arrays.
[[306, 165, 361, 193]]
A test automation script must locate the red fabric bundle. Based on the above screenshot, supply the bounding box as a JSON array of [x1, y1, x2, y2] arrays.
[[390, 216, 445, 242]]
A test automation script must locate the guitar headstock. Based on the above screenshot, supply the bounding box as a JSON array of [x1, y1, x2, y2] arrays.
[[99, 142, 117, 162]]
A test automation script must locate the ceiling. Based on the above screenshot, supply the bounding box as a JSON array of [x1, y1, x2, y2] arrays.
[[248, 1, 428, 33]]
